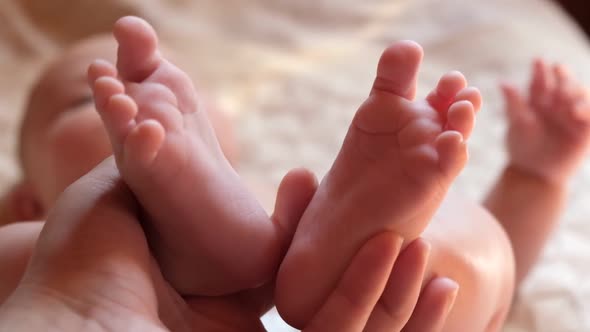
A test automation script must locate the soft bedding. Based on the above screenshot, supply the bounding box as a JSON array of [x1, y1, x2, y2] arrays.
[[1, 0, 589, 330]]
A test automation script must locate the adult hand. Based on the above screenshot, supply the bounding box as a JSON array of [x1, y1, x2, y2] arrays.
[[0, 158, 457, 331], [306, 233, 458, 332]]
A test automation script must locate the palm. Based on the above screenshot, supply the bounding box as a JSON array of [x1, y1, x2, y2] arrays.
[[506, 100, 589, 182], [21, 159, 272, 332], [509, 114, 560, 168]]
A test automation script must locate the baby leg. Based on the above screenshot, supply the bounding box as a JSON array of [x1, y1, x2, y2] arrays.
[[423, 194, 515, 332]]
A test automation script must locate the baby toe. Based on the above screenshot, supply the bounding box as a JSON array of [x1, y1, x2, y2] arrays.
[[454, 86, 482, 113], [435, 131, 467, 177], [93, 76, 125, 110], [123, 119, 165, 167], [426, 71, 467, 113], [446, 101, 475, 140], [88, 59, 117, 85]]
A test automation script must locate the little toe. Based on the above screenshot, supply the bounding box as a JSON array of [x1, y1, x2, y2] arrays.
[[123, 119, 165, 167], [371, 40, 424, 100], [113, 16, 162, 82], [88, 59, 117, 86], [426, 71, 468, 113], [454, 86, 482, 112], [435, 131, 467, 177], [446, 101, 475, 140]]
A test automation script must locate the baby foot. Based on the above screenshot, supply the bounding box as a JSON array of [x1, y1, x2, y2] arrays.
[[276, 41, 481, 327], [88, 16, 283, 295], [502, 59, 590, 184]]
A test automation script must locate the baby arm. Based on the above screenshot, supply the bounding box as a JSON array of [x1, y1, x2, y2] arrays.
[[486, 59, 590, 285]]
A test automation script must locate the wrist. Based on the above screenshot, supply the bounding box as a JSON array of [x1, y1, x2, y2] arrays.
[[503, 163, 568, 190]]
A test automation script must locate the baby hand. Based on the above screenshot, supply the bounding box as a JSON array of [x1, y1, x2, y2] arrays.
[[502, 59, 590, 184]]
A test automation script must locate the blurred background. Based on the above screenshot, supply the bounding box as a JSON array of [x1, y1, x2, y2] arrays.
[[556, 0, 590, 37], [1, 0, 590, 331]]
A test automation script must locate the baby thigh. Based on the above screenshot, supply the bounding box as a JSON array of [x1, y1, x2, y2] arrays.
[[423, 194, 515, 332], [0, 221, 43, 304]]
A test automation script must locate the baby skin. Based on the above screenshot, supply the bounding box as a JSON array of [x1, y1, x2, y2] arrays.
[[490, 59, 590, 284], [276, 41, 483, 327], [276, 49, 590, 331], [88, 17, 286, 295]]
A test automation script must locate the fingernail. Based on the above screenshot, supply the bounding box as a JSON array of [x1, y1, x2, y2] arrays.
[[409, 237, 432, 262], [442, 278, 460, 315]]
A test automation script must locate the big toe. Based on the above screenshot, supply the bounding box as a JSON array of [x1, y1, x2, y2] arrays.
[[114, 16, 161, 82], [371, 40, 424, 100]]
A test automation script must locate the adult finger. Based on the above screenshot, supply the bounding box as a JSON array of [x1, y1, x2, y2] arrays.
[[402, 277, 459, 332], [363, 238, 431, 332], [304, 232, 403, 332]]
